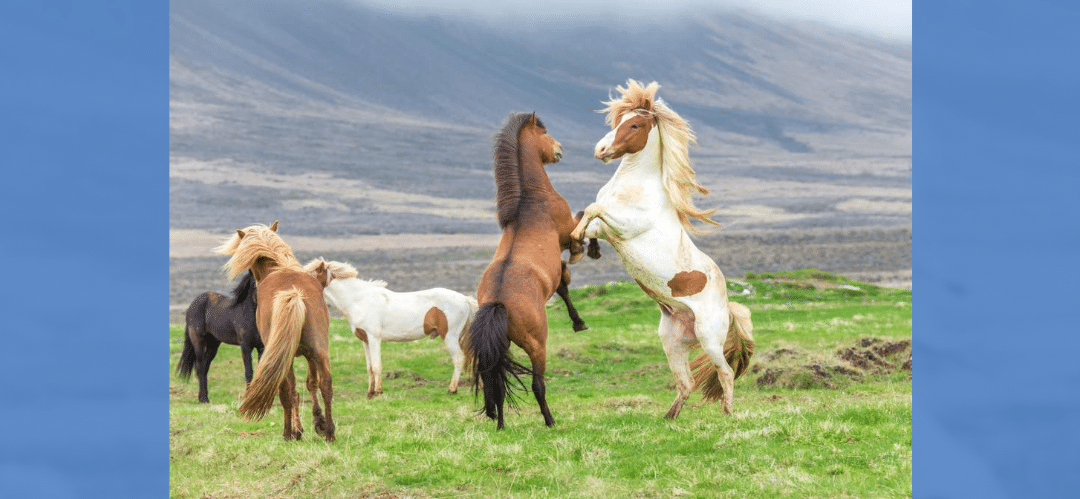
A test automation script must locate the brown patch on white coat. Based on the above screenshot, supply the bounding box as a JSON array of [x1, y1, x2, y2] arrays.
[[667, 270, 708, 297], [424, 306, 449, 340]]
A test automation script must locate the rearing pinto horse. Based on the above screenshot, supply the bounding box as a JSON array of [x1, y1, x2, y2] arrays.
[[571, 80, 755, 418], [216, 221, 336, 442], [470, 112, 581, 429]]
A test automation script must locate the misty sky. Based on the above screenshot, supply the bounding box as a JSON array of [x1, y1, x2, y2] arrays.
[[356, 0, 911, 40]]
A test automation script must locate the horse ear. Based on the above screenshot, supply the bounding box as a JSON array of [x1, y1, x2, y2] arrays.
[[319, 261, 333, 286], [269, 220, 279, 232], [236, 229, 245, 239]]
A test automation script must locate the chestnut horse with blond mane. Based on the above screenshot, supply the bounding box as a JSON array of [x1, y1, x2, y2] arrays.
[[216, 221, 336, 442], [470, 112, 583, 429], [572, 80, 755, 418]]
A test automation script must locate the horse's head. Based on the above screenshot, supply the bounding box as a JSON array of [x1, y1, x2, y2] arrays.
[[595, 80, 660, 163], [304, 258, 333, 288], [523, 112, 563, 165], [304, 258, 359, 288], [216, 220, 299, 280], [594, 110, 656, 163]]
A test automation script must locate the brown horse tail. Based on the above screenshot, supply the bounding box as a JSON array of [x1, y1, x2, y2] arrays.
[[691, 301, 756, 401], [237, 287, 306, 420], [459, 296, 480, 373], [468, 302, 531, 423]]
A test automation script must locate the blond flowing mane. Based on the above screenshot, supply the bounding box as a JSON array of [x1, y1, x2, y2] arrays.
[[216, 223, 302, 279], [303, 258, 360, 281], [601, 79, 721, 234]]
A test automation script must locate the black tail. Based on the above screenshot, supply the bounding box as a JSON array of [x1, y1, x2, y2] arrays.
[[469, 302, 531, 428], [177, 322, 197, 380]]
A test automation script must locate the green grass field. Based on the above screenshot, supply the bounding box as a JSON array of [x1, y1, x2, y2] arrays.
[[170, 270, 911, 498]]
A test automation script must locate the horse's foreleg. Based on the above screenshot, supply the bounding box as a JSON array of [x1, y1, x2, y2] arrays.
[[587, 237, 601, 260], [556, 261, 587, 332], [659, 311, 695, 419], [569, 205, 597, 241], [572, 203, 651, 242]]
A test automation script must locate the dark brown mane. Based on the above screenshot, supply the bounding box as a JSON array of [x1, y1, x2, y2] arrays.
[[492, 112, 535, 228]]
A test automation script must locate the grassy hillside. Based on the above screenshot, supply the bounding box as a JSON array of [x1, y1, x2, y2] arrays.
[[169, 270, 911, 497]]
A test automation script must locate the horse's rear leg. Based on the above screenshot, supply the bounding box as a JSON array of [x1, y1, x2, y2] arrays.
[[316, 355, 335, 442], [444, 332, 465, 394], [525, 340, 556, 427], [557, 262, 587, 332], [659, 310, 694, 419], [278, 368, 302, 440], [305, 357, 327, 438], [196, 338, 221, 404], [240, 337, 256, 385], [696, 313, 737, 414]]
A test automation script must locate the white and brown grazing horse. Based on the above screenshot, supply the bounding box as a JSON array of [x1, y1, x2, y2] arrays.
[[571, 80, 755, 418], [304, 258, 478, 398], [216, 221, 336, 442]]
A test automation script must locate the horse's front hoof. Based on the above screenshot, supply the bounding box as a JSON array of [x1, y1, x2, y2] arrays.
[[587, 239, 601, 259], [568, 251, 584, 265], [367, 390, 383, 399], [572, 322, 588, 332]]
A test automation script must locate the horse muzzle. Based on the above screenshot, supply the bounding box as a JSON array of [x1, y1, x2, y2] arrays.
[[594, 148, 614, 163]]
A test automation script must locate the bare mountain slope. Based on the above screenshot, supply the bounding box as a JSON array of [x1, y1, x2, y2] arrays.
[[170, 0, 910, 236]]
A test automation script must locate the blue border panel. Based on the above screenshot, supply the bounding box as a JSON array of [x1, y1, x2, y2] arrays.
[[0, 1, 167, 497], [915, 1, 1080, 497]]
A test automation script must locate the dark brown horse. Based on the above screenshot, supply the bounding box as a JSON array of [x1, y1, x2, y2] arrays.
[[216, 221, 336, 442], [469, 112, 583, 429], [176, 270, 264, 403]]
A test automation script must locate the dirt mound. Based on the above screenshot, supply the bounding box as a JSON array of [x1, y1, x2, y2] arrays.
[[753, 337, 911, 389]]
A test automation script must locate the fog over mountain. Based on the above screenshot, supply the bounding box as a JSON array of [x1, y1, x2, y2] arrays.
[[170, 0, 911, 237]]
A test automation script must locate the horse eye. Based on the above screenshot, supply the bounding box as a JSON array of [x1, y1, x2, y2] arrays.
[[631, 124, 638, 129]]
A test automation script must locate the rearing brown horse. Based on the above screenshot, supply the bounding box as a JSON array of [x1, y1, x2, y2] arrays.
[[470, 112, 581, 429]]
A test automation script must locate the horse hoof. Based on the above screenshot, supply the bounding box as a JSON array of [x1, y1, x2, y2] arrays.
[[568, 251, 583, 265], [572, 322, 588, 332]]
